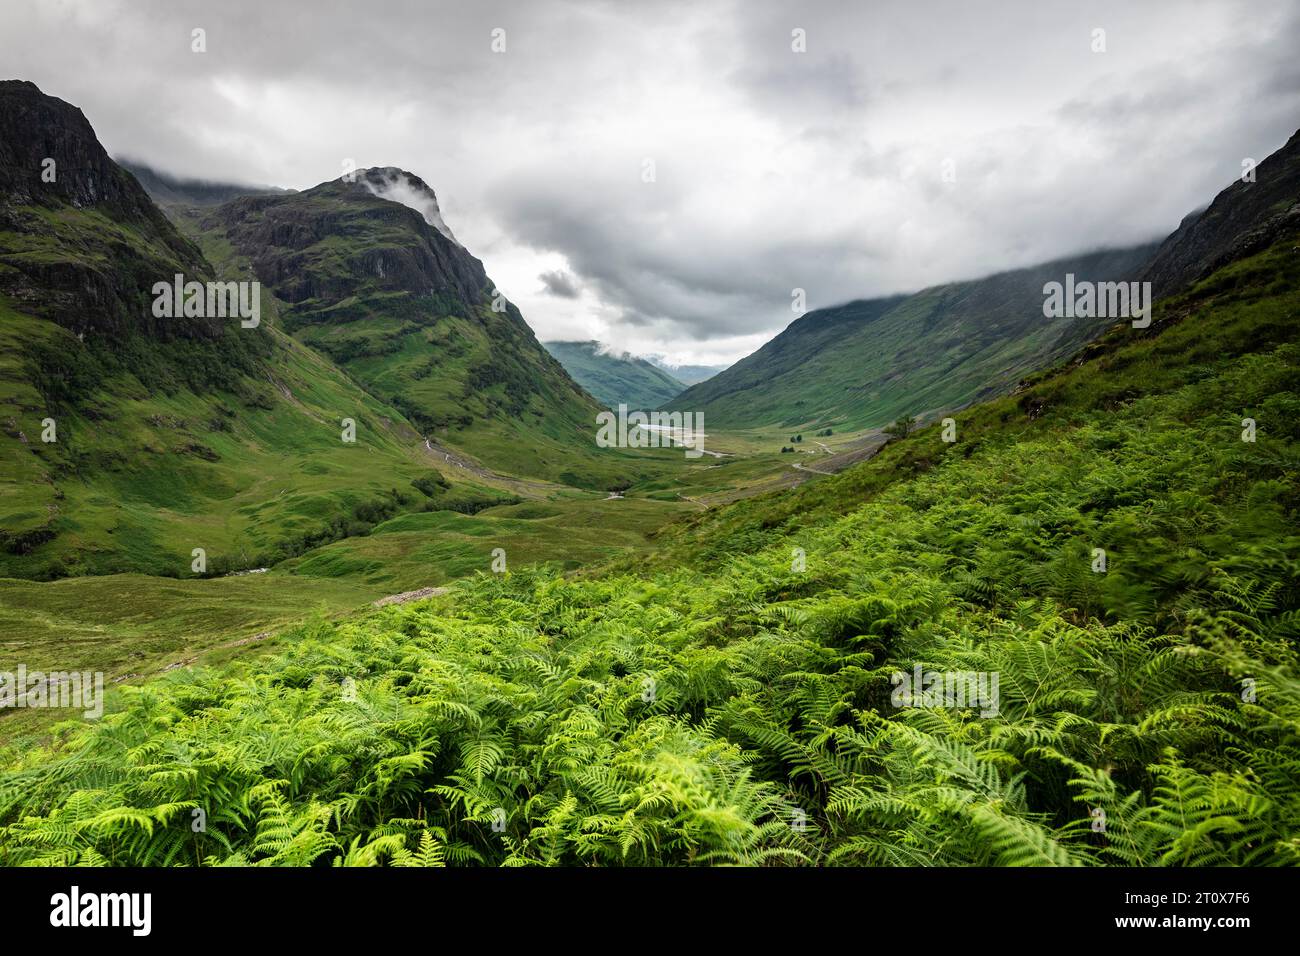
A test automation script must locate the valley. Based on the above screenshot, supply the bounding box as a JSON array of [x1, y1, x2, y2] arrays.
[[0, 76, 1297, 871]]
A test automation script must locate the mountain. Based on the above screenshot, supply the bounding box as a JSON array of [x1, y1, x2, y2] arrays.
[[0, 82, 532, 579], [666, 243, 1158, 431], [118, 159, 292, 208], [0, 81, 224, 344], [1141, 129, 1300, 297], [190, 167, 623, 485], [543, 340, 687, 409], [646, 356, 728, 387], [8, 143, 1297, 867]]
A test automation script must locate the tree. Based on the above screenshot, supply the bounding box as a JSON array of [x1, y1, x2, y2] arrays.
[[882, 416, 917, 440]]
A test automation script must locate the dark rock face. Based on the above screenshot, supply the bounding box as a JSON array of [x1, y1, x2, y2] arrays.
[[210, 169, 491, 315], [0, 81, 195, 249], [1142, 129, 1300, 297], [0, 79, 216, 340]]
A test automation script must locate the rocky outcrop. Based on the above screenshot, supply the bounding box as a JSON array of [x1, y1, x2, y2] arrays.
[[209, 169, 490, 315], [1142, 129, 1300, 297], [0, 79, 217, 340]]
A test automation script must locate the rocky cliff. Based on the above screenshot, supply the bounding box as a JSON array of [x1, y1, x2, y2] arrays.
[[1142, 129, 1300, 297], [0, 80, 217, 341]]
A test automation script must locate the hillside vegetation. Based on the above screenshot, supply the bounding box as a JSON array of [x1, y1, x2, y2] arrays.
[[666, 244, 1155, 431], [2, 229, 1295, 866]]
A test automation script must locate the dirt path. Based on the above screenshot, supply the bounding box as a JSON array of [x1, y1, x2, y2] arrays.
[[373, 586, 448, 607], [421, 438, 556, 500], [792, 461, 836, 476]]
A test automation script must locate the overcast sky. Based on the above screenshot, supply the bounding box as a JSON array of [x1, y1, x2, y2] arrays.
[[3, 0, 1297, 364]]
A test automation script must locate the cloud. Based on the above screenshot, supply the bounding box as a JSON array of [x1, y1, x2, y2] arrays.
[[1, 0, 1296, 363], [360, 167, 462, 246], [538, 269, 580, 298]]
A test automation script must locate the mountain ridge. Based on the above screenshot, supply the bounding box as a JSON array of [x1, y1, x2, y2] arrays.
[[665, 243, 1158, 430], [646, 356, 728, 387], [1141, 129, 1300, 296], [0, 80, 219, 343], [118, 158, 293, 208]]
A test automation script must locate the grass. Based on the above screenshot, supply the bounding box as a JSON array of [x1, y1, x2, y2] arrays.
[[0, 569, 375, 743], [0, 492, 698, 746], [278, 496, 694, 592]]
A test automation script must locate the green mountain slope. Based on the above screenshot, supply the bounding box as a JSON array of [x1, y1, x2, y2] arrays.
[[4, 186, 1296, 866], [543, 340, 687, 409], [666, 244, 1158, 431], [0, 82, 508, 579], [196, 168, 632, 487]]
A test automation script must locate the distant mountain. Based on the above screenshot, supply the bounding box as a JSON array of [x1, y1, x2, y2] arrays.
[[1141, 129, 1300, 297], [119, 159, 292, 208], [667, 130, 1300, 435], [646, 356, 728, 387], [543, 340, 687, 409], [665, 244, 1158, 431]]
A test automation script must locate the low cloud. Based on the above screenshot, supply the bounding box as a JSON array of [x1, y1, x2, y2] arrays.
[[538, 269, 580, 298], [360, 167, 461, 246]]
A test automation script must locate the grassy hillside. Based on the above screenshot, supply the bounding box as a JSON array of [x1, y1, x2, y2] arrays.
[[0, 85, 483, 579], [666, 245, 1156, 431], [278, 496, 693, 592], [0, 290, 511, 579], [3, 226, 1294, 867], [200, 171, 653, 490], [543, 340, 687, 409]]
